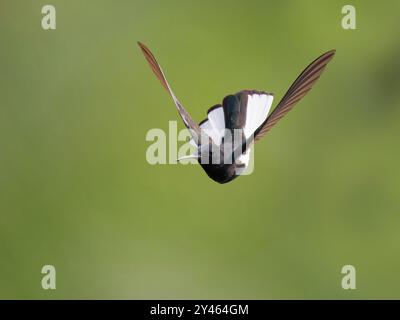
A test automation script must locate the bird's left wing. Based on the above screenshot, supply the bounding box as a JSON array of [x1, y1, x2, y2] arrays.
[[138, 42, 202, 143]]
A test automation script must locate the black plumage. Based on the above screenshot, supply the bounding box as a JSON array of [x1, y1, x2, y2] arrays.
[[138, 42, 335, 184]]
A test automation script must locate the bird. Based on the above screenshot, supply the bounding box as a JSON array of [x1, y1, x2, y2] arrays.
[[138, 41, 335, 184]]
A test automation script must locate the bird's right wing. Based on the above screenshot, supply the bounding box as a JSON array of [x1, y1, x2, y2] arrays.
[[138, 42, 202, 143], [253, 49, 336, 142]]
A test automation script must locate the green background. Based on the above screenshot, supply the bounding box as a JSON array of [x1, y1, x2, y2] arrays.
[[1, 0, 400, 299]]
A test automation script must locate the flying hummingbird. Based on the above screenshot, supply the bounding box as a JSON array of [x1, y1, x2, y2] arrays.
[[138, 42, 335, 184]]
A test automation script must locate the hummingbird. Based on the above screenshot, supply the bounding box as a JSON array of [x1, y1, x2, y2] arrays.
[[138, 42, 335, 184]]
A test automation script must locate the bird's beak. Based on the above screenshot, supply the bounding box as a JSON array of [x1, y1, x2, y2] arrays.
[[177, 154, 199, 162]]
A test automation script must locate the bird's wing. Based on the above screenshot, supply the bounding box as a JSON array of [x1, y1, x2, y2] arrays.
[[252, 50, 336, 143], [138, 42, 202, 143]]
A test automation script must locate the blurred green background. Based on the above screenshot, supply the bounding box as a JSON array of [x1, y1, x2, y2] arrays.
[[1, 0, 400, 299]]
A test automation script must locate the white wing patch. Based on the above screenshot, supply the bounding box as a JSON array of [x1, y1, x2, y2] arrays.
[[189, 93, 272, 147], [244, 93, 273, 138], [189, 105, 226, 146], [199, 119, 220, 146], [207, 107, 225, 144]]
